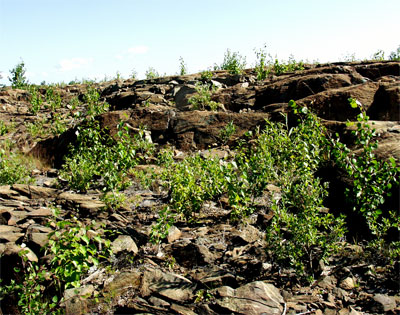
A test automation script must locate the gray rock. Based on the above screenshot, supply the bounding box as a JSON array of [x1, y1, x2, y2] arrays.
[[372, 293, 396, 312], [149, 296, 170, 307]]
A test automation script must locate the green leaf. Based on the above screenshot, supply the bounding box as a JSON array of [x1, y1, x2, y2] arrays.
[[81, 235, 90, 245], [348, 98, 358, 108]]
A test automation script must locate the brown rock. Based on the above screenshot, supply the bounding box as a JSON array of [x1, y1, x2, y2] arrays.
[[140, 268, 195, 302], [111, 235, 138, 254], [103, 271, 142, 297], [11, 184, 58, 199], [63, 285, 96, 315], [317, 275, 338, 290], [172, 241, 217, 267], [174, 85, 197, 109], [0, 225, 24, 242], [215, 281, 284, 315], [170, 303, 197, 315], [167, 225, 182, 243], [340, 277, 356, 290], [0, 243, 38, 262], [56, 192, 105, 212]]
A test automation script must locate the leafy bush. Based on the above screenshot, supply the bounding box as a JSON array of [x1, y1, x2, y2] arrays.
[[254, 44, 269, 81], [9, 60, 28, 89], [215, 49, 246, 75], [219, 121, 236, 144], [254, 46, 304, 78], [271, 55, 304, 75], [389, 45, 400, 61], [0, 149, 32, 185], [28, 85, 44, 115], [188, 82, 221, 111], [161, 154, 226, 220], [60, 120, 154, 193], [371, 49, 385, 61], [200, 70, 213, 81], [0, 216, 112, 314], [145, 67, 160, 79], [44, 86, 63, 111], [83, 85, 109, 118], [329, 98, 399, 258], [179, 56, 187, 75], [0, 120, 9, 136]]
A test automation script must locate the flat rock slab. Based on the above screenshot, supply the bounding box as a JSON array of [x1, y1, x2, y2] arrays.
[[215, 281, 284, 315], [56, 192, 105, 212], [11, 184, 58, 199], [141, 268, 196, 302]]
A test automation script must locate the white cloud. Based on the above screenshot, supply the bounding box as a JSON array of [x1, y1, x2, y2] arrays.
[[57, 57, 93, 72], [115, 45, 149, 60]]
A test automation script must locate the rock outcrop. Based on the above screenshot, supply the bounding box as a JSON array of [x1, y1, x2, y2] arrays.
[[0, 60, 399, 314]]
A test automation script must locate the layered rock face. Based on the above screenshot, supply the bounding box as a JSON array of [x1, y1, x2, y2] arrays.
[[0, 61, 399, 314]]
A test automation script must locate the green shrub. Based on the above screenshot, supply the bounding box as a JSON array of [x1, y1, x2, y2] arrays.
[[60, 120, 154, 193], [44, 87, 63, 111], [0, 149, 32, 185], [188, 82, 221, 111], [271, 55, 304, 75], [200, 70, 213, 81], [28, 85, 43, 115], [83, 85, 109, 118], [145, 67, 160, 79], [0, 120, 9, 136], [161, 154, 226, 220], [329, 98, 399, 258], [179, 56, 187, 75], [215, 49, 246, 75], [0, 216, 112, 314], [389, 45, 400, 61], [254, 44, 269, 80], [152, 98, 399, 273], [219, 121, 236, 144], [371, 49, 385, 61], [9, 60, 28, 89]]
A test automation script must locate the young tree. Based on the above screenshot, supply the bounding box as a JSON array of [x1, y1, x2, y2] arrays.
[[9, 60, 28, 88]]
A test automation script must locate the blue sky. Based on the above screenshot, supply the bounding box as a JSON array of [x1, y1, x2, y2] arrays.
[[1, 0, 399, 84]]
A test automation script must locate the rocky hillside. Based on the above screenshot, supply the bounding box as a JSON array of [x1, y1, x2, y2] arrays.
[[0, 60, 399, 315]]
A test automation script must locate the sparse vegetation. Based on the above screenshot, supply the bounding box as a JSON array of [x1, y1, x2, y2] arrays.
[[389, 45, 400, 61], [215, 49, 247, 75], [200, 69, 213, 81], [0, 149, 33, 185], [219, 120, 236, 144], [145, 67, 160, 79], [1, 51, 399, 313], [0, 213, 113, 314], [179, 56, 187, 75], [188, 82, 221, 111]]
